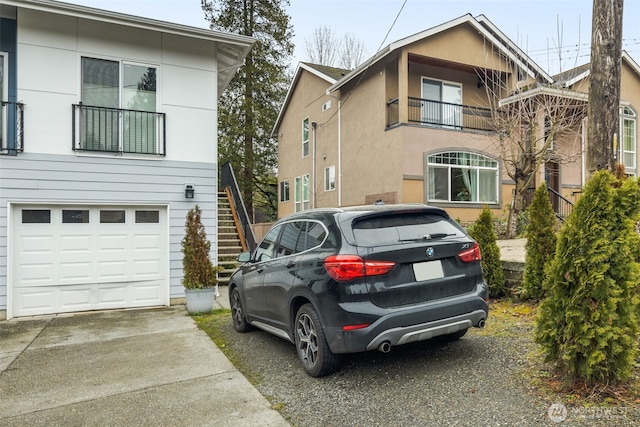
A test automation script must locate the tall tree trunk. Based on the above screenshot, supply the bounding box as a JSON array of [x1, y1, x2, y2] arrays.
[[587, 0, 624, 178], [506, 175, 528, 239]]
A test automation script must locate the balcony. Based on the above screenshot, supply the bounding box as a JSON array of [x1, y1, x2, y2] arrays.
[[1, 101, 25, 153], [387, 97, 495, 132], [72, 104, 166, 156]]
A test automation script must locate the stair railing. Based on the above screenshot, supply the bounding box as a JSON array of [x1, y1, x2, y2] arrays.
[[220, 162, 257, 251]]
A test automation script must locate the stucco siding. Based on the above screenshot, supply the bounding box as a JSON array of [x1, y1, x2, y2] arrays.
[[0, 153, 218, 311]]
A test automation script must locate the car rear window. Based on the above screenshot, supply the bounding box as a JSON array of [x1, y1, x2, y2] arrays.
[[352, 213, 463, 246]]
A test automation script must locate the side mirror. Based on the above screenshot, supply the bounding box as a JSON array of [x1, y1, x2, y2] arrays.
[[237, 251, 251, 263]]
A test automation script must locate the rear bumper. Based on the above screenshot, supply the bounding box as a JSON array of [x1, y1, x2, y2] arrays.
[[325, 283, 488, 354], [364, 309, 486, 351]]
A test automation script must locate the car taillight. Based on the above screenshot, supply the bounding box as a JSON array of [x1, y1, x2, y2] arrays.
[[324, 255, 396, 281], [458, 242, 482, 263]]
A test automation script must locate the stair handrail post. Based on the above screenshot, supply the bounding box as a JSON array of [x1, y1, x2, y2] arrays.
[[220, 162, 258, 251]]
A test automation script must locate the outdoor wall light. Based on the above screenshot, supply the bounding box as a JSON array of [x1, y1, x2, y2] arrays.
[[185, 184, 195, 199]]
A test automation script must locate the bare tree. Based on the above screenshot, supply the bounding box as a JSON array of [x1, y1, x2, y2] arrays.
[[339, 33, 367, 70], [305, 26, 367, 69], [481, 69, 587, 238], [304, 25, 340, 67], [587, 0, 624, 177]]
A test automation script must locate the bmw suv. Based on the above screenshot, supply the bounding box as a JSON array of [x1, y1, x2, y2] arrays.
[[228, 203, 489, 377]]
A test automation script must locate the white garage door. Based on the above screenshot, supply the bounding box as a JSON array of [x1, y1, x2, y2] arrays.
[[11, 205, 168, 317]]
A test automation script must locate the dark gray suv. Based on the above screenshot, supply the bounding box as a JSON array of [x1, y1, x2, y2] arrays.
[[229, 204, 489, 376]]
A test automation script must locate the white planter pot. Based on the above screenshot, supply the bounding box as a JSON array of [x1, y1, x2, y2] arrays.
[[185, 287, 217, 314]]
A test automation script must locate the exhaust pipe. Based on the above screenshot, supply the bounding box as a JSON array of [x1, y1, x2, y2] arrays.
[[477, 319, 486, 329], [378, 341, 391, 353]]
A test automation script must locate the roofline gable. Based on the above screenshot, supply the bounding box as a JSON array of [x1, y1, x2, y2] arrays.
[[328, 14, 552, 93], [5, 0, 255, 94], [272, 62, 340, 136]]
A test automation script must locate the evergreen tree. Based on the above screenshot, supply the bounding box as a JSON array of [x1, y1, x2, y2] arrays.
[[536, 171, 640, 385], [469, 206, 507, 297], [520, 184, 557, 300], [202, 0, 294, 221], [182, 205, 218, 290]]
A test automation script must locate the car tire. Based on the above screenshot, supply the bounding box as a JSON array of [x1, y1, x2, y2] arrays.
[[230, 287, 252, 332], [436, 328, 468, 342], [294, 303, 340, 377]]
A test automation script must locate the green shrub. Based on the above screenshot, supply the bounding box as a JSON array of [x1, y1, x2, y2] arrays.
[[535, 171, 640, 385], [182, 205, 220, 290], [520, 184, 557, 301], [469, 206, 507, 298]]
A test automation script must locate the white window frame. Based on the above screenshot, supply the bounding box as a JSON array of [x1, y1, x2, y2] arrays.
[[426, 152, 499, 204], [324, 166, 335, 191], [294, 174, 310, 212], [302, 117, 309, 157], [620, 106, 636, 176], [279, 179, 290, 202], [421, 77, 462, 128]]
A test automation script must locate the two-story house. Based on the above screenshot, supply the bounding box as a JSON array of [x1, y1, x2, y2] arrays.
[[0, 0, 253, 319], [273, 14, 640, 224]]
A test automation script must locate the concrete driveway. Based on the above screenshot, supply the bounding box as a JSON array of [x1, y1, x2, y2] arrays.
[[0, 301, 289, 426]]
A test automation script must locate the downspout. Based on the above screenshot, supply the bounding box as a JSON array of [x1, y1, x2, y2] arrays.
[[337, 100, 342, 207], [312, 120, 317, 209]]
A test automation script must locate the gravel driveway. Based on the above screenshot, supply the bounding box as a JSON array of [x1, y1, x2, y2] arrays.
[[213, 313, 640, 426]]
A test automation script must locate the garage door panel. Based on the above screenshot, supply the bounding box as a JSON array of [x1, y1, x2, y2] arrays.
[[11, 205, 168, 317], [18, 263, 55, 286], [60, 235, 92, 253], [59, 261, 93, 282]]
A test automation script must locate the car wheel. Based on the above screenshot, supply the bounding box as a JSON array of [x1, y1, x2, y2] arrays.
[[230, 287, 252, 332], [436, 328, 468, 342], [294, 303, 340, 377]]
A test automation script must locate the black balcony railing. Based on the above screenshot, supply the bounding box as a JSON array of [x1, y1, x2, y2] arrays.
[[387, 97, 495, 132], [72, 104, 166, 156], [1, 100, 25, 153]]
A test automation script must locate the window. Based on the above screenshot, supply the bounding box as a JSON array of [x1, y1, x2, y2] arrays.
[[62, 210, 90, 223], [427, 152, 499, 204], [78, 57, 162, 155], [324, 166, 335, 191], [22, 210, 51, 224], [254, 225, 281, 262], [620, 106, 636, 175], [294, 174, 310, 212], [421, 78, 462, 127], [280, 180, 290, 202], [100, 210, 126, 223], [544, 117, 554, 151], [136, 210, 160, 223], [302, 117, 309, 157]]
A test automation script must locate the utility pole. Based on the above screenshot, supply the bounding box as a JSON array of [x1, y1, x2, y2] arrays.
[[586, 0, 624, 178]]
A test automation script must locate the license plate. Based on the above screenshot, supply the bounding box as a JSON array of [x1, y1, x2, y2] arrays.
[[413, 260, 444, 281]]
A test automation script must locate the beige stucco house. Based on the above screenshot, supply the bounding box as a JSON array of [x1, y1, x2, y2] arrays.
[[273, 14, 640, 223]]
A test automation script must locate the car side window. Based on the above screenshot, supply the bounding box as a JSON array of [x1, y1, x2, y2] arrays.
[[254, 225, 281, 262], [295, 220, 327, 252], [276, 222, 303, 257]]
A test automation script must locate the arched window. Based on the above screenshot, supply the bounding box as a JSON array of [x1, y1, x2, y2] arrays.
[[620, 106, 636, 176], [427, 152, 499, 203]]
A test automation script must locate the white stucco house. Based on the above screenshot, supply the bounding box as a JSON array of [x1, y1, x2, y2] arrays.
[[0, 0, 253, 319]]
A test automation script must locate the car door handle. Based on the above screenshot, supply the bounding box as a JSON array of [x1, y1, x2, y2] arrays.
[[285, 261, 296, 268], [257, 266, 265, 273]]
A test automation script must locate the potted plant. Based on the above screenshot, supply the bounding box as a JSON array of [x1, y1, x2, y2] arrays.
[[181, 204, 221, 314]]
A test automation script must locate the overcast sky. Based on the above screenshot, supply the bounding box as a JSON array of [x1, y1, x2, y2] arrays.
[[66, 0, 640, 75]]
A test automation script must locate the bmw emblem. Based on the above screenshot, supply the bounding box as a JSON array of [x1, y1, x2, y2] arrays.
[[426, 247, 435, 258]]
